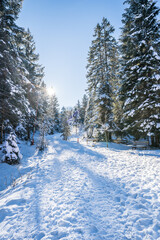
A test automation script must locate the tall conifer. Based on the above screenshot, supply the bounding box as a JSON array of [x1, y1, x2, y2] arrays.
[[86, 18, 119, 138], [120, 0, 160, 145]]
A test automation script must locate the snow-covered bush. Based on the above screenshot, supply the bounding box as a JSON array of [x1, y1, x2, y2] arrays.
[[15, 123, 27, 140], [3, 120, 13, 134], [2, 132, 22, 165]]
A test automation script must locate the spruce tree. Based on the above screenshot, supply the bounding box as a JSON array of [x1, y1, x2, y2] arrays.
[[80, 94, 88, 124], [2, 132, 22, 165], [17, 28, 44, 140], [120, 0, 160, 145], [0, 0, 29, 143], [0, 0, 46, 144], [84, 91, 97, 138], [48, 94, 60, 134], [86, 18, 119, 139], [60, 107, 70, 140]]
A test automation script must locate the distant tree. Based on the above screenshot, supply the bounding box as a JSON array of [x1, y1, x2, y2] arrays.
[[84, 91, 97, 138], [37, 118, 49, 151], [48, 94, 60, 134], [60, 107, 70, 140], [80, 94, 88, 124]]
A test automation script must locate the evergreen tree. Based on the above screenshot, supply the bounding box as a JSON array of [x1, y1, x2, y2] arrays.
[[2, 132, 22, 165], [17, 28, 44, 140], [86, 18, 119, 139], [120, 0, 160, 145], [84, 91, 97, 138], [0, 0, 30, 143], [80, 94, 88, 124], [75, 100, 81, 121], [48, 94, 60, 134], [60, 107, 70, 140]]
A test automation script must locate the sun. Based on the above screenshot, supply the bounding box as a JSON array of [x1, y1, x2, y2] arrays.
[[47, 87, 55, 96]]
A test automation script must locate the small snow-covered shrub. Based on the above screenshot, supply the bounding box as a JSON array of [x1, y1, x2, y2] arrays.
[[4, 120, 13, 134], [2, 132, 22, 165], [15, 123, 27, 140]]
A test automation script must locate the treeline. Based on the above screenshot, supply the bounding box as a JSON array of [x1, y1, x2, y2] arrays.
[[0, 0, 64, 144], [0, 0, 43, 143], [84, 0, 160, 147], [0, 0, 84, 146]]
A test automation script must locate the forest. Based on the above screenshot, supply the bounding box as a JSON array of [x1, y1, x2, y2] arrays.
[[0, 1, 160, 239], [0, 0, 160, 165]]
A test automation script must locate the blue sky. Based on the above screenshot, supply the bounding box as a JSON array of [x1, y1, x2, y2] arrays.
[[17, 0, 160, 107]]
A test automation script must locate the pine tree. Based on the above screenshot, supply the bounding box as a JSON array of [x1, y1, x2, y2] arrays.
[[17, 28, 44, 140], [86, 18, 119, 139], [0, 0, 48, 146], [48, 94, 60, 134], [120, 0, 160, 145], [2, 132, 22, 165], [80, 94, 88, 124], [35, 83, 54, 149], [0, 0, 29, 143], [84, 91, 97, 138], [60, 107, 70, 140]]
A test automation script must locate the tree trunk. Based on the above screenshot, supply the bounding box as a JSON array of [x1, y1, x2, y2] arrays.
[[155, 135, 160, 148], [151, 135, 159, 147], [0, 122, 3, 144], [27, 125, 30, 140]]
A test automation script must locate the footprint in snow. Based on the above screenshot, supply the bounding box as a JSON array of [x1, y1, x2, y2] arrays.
[[89, 225, 99, 234], [35, 232, 45, 240], [6, 198, 26, 206], [134, 203, 147, 210], [0, 208, 13, 223], [58, 220, 72, 227], [51, 231, 69, 239], [64, 216, 77, 224], [136, 218, 153, 227], [74, 228, 84, 234], [114, 196, 121, 202]]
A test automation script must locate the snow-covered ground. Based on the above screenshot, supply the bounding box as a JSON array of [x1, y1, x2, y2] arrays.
[[0, 134, 160, 240]]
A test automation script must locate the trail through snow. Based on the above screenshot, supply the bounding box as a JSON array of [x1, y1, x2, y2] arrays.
[[0, 135, 160, 239]]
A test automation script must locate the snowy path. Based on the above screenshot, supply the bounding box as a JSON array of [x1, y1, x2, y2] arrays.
[[0, 135, 160, 239]]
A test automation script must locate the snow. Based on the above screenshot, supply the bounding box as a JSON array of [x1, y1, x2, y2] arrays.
[[0, 134, 160, 239], [124, 98, 132, 107], [0, 39, 6, 45], [2, 133, 23, 164], [157, 123, 160, 129], [152, 84, 160, 90], [127, 109, 135, 117]]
